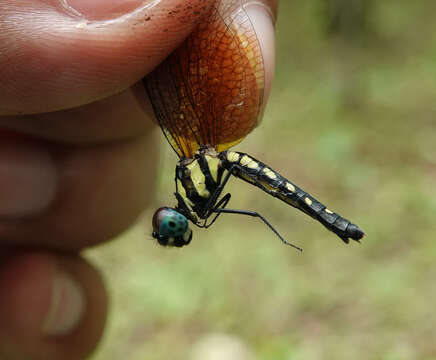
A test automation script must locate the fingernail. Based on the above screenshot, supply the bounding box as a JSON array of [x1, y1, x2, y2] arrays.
[[42, 270, 85, 336], [0, 135, 57, 219], [61, 0, 149, 20], [244, 3, 276, 106]]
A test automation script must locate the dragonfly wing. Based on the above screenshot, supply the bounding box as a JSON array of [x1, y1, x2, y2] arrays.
[[144, 0, 265, 158]]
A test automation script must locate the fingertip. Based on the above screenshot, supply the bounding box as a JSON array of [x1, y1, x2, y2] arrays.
[[245, 2, 276, 109], [0, 253, 54, 338], [0, 251, 107, 360]]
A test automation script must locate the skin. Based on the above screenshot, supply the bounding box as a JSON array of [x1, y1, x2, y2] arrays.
[[0, 0, 277, 359]]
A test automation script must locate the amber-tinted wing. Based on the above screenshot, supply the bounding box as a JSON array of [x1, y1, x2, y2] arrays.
[[144, 0, 265, 159]]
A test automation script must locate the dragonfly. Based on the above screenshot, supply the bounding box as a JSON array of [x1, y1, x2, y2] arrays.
[[143, 0, 364, 250]]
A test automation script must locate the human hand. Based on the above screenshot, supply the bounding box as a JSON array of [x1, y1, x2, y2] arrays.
[[0, 0, 277, 359]]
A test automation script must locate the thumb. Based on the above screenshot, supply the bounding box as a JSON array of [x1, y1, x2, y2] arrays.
[[0, 0, 213, 115]]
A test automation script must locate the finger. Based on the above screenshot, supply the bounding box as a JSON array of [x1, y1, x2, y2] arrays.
[[244, 0, 277, 107], [247, 0, 278, 21], [0, 119, 158, 250], [0, 83, 153, 144], [0, 0, 216, 114], [0, 251, 107, 360]]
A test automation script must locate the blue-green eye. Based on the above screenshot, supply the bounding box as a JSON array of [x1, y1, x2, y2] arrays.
[[152, 207, 192, 247]]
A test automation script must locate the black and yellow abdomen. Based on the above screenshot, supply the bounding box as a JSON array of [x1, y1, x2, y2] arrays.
[[219, 150, 364, 243]]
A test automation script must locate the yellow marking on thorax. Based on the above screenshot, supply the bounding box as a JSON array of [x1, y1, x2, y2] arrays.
[[262, 167, 277, 179], [205, 155, 220, 183], [186, 161, 210, 198], [240, 155, 259, 169], [226, 151, 240, 163], [325, 208, 333, 214], [177, 179, 195, 207], [305, 197, 313, 206]]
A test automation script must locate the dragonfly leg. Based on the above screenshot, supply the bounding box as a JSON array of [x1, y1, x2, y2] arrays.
[[200, 163, 238, 218], [174, 191, 199, 224], [213, 208, 303, 252], [204, 193, 232, 228]]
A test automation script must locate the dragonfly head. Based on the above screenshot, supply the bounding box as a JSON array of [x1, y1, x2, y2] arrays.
[[152, 207, 192, 247]]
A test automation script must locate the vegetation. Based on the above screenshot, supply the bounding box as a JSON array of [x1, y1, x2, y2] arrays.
[[88, 1, 436, 359]]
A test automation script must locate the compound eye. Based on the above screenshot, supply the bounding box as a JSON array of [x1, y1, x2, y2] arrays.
[[152, 207, 189, 238]]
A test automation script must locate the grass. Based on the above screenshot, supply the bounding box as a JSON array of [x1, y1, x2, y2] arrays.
[[87, 1, 436, 359]]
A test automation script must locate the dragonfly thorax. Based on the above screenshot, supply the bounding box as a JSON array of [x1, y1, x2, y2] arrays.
[[175, 146, 227, 219]]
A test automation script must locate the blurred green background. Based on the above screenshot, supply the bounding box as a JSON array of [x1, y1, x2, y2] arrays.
[[88, 1, 436, 359]]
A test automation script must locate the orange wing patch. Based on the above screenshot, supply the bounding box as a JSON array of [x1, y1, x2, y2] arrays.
[[144, 0, 265, 158]]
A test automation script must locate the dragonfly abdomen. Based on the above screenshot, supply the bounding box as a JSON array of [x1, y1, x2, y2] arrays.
[[219, 150, 364, 243]]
